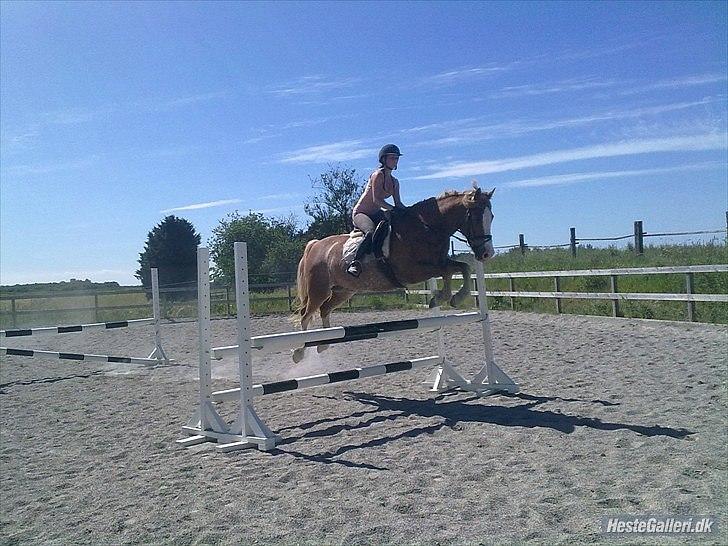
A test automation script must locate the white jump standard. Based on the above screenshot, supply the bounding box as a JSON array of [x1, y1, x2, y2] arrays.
[[0, 269, 171, 366], [178, 242, 518, 453]]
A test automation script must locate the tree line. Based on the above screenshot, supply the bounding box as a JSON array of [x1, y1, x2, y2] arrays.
[[136, 165, 364, 290]]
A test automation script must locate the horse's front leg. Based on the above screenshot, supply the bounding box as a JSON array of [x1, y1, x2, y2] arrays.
[[430, 272, 454, 308], [448, 259, 472, 307]]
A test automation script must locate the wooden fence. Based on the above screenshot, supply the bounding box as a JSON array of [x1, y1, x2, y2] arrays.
[[2, 265, 725, 328], [408, 264, 728, 322]]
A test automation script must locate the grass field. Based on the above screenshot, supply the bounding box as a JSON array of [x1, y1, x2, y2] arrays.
[[1, 241, 725, 329]]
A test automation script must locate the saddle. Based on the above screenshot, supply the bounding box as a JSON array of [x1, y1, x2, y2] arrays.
[[342, 219, 404, 287], [343, 220, 389, 261]]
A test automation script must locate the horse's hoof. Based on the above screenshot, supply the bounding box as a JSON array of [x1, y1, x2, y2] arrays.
[[316, 344, 329, 354], [292, 348, 305, 363], [428, 297, 438, 308], [450, 293, 468, 307]]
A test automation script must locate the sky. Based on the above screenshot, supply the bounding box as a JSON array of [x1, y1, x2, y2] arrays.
[[1, 0, 726, 286]]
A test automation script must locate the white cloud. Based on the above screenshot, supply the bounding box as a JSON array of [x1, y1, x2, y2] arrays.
[[267, 75, 361, 96], [422, 63, 521, 86], [490, 77, 618, 98], [504, 162, 725, 188], [2, 156, 99, 176], [257, 192, 302, 201], [414, 134, 728, 180], [153, 90, 231, 109], [618, 73, 727, 96], [279, 140, 375, 163], [411, 98, 723, 148], [160, 199, 242, 213]]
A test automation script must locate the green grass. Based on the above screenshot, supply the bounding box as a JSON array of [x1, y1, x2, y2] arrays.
[[462, 240, 728, 323]]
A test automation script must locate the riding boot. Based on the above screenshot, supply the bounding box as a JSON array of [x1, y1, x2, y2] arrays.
[[372, 220, 390, 262], [347, 231, 373, 277]]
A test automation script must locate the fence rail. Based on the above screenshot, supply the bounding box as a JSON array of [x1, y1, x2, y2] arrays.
[[408, 264, 727, 322]]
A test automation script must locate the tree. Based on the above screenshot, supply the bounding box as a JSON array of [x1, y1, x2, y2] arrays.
[[260, 214, 307, 281], [208, 211, 271, 284], [136, 216, 201, 297], [304, 164, 365, 239], [208, 211, 306, 283]]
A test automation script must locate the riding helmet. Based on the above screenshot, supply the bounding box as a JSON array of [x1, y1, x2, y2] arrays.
[[378, 144, 402, 164]]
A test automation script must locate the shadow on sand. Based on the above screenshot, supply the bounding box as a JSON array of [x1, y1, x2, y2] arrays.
[[264, 390, 693, 469]]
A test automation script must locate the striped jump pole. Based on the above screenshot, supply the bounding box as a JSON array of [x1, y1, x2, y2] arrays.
[[210, 311, 483, 358], [0, 318, 155, 338], [0, 268, 171, 365], [210, 356, 442, 402], [0, 347, 164, 366], [178, 243, 518, 454]]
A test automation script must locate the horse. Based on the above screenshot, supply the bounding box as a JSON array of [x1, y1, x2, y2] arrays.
[[293, 184, 496, 362]]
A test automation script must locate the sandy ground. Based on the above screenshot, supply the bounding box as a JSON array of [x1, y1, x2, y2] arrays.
[[0, 309, 726, 545]]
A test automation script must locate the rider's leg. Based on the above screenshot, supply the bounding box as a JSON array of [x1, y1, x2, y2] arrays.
[[347, 213, 376, 277], [372, 220, 390, 260]]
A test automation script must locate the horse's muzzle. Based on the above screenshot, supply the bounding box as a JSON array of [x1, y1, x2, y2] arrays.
[[472, 244, 491, 261]]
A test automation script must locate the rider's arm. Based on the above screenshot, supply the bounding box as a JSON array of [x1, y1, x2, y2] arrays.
[[392, 177, 405, 208], [371, 171, 395, 211]]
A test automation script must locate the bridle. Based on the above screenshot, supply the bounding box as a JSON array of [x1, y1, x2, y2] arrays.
[[454, 205, 493, 251]]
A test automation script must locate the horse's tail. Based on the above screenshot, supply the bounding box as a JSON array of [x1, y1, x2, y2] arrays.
[[293, 239, 317, 323]]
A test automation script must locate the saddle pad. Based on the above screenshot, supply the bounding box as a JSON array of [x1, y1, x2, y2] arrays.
[[342, 230, 390, 264]]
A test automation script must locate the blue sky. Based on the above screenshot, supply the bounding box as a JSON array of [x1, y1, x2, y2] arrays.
[[1, 0, 726, 285]]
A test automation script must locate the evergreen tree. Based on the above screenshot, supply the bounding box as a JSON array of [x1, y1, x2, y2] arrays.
[[136, 216, 201, 297]]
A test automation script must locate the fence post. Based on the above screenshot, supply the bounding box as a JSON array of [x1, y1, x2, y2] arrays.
[[554, 276, 562, 314], [610, 275, 620, 317], [519, 234, 526, 255], [451, 240, 455, 257], [634, 221, 644, 255], [287, 283, 293, 312], [225, 287, 231, 317], [570, 227, 577, 257], [508, 277, 515, 310], [685, 273, 695, 322]]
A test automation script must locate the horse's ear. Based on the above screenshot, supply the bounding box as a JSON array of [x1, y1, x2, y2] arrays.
[[486, 188, 496, 198], [471, 179, 480, 190]]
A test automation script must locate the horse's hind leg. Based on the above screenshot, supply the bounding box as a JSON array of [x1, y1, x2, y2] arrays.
[[317, 288, 354, 354], [292, 285, 332, 363]]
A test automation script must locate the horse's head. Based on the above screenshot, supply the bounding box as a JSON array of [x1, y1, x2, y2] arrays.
[[460, 183, 495, 261]]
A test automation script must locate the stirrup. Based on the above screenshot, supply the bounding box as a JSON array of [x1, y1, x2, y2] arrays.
[[347, 261, 362, 277]]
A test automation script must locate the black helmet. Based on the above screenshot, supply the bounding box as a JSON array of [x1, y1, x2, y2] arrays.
[[378, 144, 402, 164]]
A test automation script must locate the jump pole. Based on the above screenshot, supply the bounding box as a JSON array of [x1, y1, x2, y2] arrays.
[[0, 268, 171, 365], [178, 242, 518, 453]]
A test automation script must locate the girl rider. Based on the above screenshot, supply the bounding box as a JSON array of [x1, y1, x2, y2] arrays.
[[347, 144, 406, 277]]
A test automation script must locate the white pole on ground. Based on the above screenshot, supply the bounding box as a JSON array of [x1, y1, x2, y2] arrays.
[[235, 243, 254, 436], [148, 268, 170, 363], [196, 247, 219, 430]]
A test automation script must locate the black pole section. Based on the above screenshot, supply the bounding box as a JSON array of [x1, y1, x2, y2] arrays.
[[519, 234, 526, 256]]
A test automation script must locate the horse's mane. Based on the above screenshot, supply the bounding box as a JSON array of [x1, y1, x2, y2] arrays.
[[410, 189, 463, 209]]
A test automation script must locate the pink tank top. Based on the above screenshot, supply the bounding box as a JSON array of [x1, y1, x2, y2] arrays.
[[353, 169, 396, 216]]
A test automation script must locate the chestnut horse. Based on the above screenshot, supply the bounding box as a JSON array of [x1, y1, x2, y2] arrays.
[[293, 185, 495, 362]]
